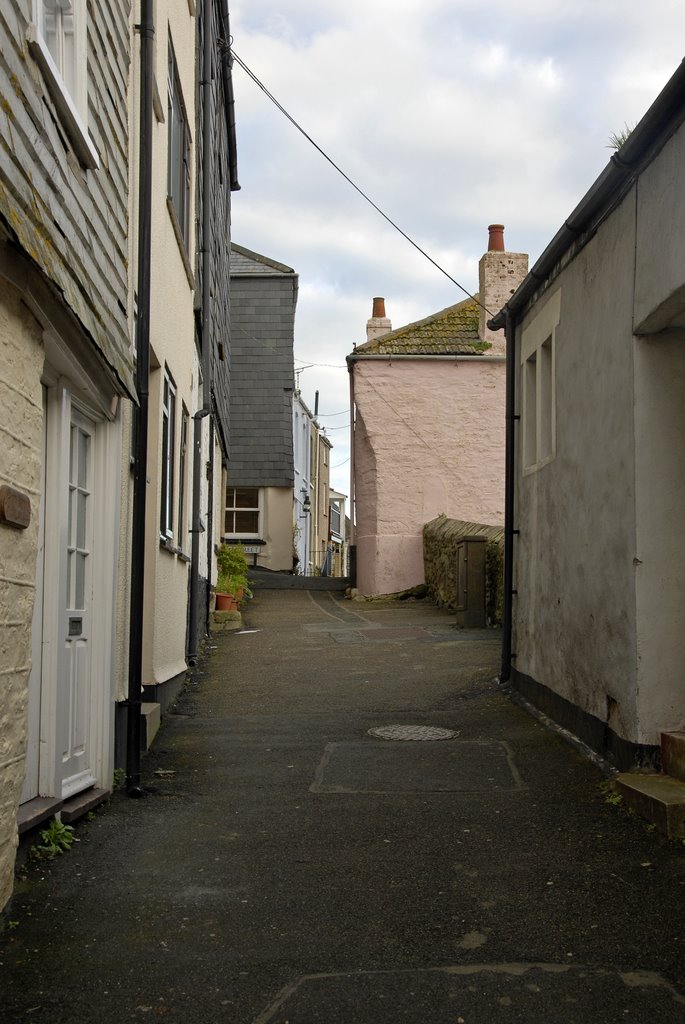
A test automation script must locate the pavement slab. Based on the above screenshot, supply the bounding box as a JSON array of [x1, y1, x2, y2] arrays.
[[2, 590, 685, 1024]]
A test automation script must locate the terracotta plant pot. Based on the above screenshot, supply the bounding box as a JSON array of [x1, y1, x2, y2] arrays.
[[215, 592, 238, 611]]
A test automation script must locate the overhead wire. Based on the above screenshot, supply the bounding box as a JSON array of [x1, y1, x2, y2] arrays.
[[231, 49, 496, 318]]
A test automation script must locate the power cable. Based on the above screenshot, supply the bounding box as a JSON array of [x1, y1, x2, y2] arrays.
[[231, 50, 495, 318]]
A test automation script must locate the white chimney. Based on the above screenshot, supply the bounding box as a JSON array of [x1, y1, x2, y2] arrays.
[[478, 225, 528, 354], [366, 297, 392, 342]]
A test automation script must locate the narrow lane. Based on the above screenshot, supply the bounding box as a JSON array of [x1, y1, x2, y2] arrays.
[[2, 590, 685, 1023]]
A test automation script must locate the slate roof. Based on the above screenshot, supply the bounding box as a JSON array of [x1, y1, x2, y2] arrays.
[[230, 243, 295, 277], [352, 296, 489, 356]]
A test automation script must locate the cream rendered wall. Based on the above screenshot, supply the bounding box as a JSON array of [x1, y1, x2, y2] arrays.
[[0, 284, 44, 909], [141, 3, 198, 687], [514, 194, 640, 742], [261, 487, 295, 571], [354, 358, 505, 596]]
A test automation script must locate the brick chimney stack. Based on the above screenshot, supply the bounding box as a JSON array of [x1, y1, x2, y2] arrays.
[[366, 297, 392, 342], [478, 225, 528, 355]]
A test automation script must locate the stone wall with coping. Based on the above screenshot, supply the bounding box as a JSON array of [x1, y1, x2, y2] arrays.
[[423, 515, 504, 625], [0, 284, 44, 910]]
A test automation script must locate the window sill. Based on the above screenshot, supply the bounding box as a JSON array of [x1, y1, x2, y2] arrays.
[[27, 25, 100, 170], [159, 535, 191, 561], [166, 197, 195, 290]]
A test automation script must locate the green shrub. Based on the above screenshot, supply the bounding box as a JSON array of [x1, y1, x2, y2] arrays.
[[216, 543, 251, 597]]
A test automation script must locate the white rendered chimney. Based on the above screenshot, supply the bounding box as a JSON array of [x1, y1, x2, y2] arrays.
[[478, 225, 528, 355], [366, 297, 392, 342]]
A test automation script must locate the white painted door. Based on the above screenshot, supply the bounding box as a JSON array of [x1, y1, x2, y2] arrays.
[[57, 408, 97, 798]]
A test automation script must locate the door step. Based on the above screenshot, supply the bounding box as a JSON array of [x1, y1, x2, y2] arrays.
[[61, 787, 109, 824], [141, 702, 161, 750], [615, 731, 685, 838], [615, 773, 685, 838]]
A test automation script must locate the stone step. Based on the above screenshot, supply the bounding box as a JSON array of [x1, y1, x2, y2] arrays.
[[141, 702, 161, 751], [615, 772, 685, 838], [61, 787, 109, 824], [661, 731, 685, 783]]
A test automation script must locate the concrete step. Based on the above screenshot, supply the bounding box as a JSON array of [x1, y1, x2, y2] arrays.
[[61, 787, 109, 824], [615, 772, 685, 838], [141, 702, 161, 751], [661, 731, 685, 783]]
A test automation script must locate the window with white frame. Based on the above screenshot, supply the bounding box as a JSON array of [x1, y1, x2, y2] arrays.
[[225, 487, 261, 538], [160, 369, 176, 539], [521, 290, 560, 474], [30, 0, 97, 167], [330, 500, 342, 537], [167, 36, 191, 251]]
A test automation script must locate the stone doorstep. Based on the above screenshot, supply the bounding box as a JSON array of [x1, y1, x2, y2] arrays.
[[615, 773, 685, 838], [141, 701, 161, 751], [661, 731, 685, 783], [60, 787, 109, 824], [17, 796, 64, 835]]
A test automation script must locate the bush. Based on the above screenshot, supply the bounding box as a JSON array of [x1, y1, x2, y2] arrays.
[[216, 543, 250, 597]]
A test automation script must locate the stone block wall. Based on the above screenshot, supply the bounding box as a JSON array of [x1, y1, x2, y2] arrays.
[[423, 515, 504, 625], [0, 284, 44, 910]]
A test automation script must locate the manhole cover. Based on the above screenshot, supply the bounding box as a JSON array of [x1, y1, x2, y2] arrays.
[[367, 725, 458, 741]]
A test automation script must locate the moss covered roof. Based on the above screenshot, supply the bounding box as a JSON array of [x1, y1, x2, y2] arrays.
[[353, 297, 489, 356]]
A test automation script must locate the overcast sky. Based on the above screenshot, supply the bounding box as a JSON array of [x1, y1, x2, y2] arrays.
[[228, 1, 685, 494]]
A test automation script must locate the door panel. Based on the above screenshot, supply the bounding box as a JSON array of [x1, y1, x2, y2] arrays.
[[58, 409, 96, 798]]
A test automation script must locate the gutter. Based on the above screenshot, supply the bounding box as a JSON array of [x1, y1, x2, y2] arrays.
[[346, 353, 504, 364], [126, 0, 155, 797], [218, 1, 240, 192]]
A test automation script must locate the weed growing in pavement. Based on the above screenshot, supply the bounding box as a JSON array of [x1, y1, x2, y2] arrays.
[[33, 818, 77, 859], [599, 779, 623, 806]]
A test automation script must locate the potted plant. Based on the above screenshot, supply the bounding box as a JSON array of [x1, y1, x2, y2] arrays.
[[215, 543, 251, 611]]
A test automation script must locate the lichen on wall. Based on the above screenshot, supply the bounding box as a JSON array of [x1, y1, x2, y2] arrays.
[[423, 515, 504, 625]]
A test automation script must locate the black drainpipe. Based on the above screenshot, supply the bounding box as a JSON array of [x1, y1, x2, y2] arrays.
[[205, 416, 215, 637], [126, 0, 154, 796], [187, 0, 213, 664], [500, 307, 516, 684]]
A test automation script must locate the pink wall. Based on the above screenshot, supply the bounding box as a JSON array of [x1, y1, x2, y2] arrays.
[[353, 358, 505, 596]]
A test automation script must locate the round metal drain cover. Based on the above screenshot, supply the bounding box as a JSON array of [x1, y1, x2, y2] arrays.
[[367, 724, 458, 741]]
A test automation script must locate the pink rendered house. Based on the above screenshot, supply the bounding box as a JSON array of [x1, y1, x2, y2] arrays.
[[348, 226, 527, 597]]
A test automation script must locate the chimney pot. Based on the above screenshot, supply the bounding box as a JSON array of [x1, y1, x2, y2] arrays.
[[488, 224, 505, 252], [372, 297, 386, 318]]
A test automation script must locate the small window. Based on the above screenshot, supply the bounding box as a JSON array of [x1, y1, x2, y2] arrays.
[[160, 369, 176, 538], [167, 37, 191, 251], [225, 487, 260, 537], [30, 0, 98, 167], [523, 336, 555, 472], [521, 291, 560, 475], [330, 501, 342, 536]]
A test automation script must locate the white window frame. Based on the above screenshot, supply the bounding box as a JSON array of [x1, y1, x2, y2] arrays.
[[160, 369, 176, 540], [224, 487, 262, 539], [521, 290, 561, 475], [28, 0, 99, 169], [330, 500, 342, 538]]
